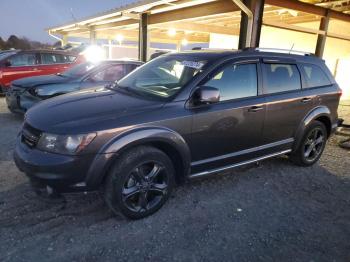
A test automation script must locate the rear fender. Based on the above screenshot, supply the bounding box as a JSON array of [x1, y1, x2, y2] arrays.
[[292, 106, 331, 152], [85, 126, 191, 188]]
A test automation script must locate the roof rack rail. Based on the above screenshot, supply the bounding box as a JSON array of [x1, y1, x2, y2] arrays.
[[191, 47, 236, 51], [246, 47, 314, 56]]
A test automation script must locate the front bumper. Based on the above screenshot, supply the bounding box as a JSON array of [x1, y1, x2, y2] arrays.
[[14, 137, 96, 193], [6, 89, 26, 113], [5, 88, 41, 114]]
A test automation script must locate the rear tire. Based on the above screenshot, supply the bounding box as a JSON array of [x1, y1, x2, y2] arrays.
[[290, 120, 327, 166], [104, 146, 175, 219]]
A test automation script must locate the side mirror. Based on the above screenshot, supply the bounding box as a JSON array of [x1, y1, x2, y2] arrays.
[[4, 60, 11, 67], [192, 86, 220, 106]]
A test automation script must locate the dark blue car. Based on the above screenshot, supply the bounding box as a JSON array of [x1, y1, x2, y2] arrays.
[[6, 59, 142, 113]]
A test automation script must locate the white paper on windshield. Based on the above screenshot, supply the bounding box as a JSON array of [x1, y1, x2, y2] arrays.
[[181, 61, 204, 69]]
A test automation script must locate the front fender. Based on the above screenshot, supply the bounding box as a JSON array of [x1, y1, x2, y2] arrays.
[[85, 126, 191, 188], [293, 106, 331, 152]]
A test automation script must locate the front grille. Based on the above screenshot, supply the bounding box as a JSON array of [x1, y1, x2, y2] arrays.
[[21, 123, 42, 148]]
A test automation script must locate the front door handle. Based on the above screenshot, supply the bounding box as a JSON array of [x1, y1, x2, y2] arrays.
[[301, 97, 312, 103], [248, 106, 263, 112]]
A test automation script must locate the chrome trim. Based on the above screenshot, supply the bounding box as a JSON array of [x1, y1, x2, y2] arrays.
[[188, 149, 291, 179], [191, 138, 294, 166]]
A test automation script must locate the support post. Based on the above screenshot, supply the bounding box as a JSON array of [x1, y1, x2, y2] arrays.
[[250, 0, 264, 48], [176, 40, 181, 52], [315, 10, 330, 58], [139, 13, 149, 62], [61, 35, 68, 47], [238, 0, 264, 49], [89, 27, 96, 45], [108, 39, 113, 59]]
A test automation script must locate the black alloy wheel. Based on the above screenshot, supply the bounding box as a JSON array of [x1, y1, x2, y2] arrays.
[[291, 120, 327, 166], [104, 146, 175, 219], [303, 127, 325, 163], [122, 161, 169, 213]]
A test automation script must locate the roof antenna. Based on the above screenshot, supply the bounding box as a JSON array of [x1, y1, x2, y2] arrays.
[[289, 43, 295, 54], [70, 8, 78, 23]]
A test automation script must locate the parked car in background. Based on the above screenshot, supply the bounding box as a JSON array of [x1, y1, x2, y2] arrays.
[[0, 49, 84, 93], [14, 49, 341, 219], [6, 60, 142, 113]]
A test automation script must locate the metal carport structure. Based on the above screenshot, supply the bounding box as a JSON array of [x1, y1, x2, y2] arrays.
[[47, 0, 350, 98]]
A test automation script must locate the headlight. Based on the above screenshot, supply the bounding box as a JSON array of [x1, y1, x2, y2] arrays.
[[37, 133, 96, 155]]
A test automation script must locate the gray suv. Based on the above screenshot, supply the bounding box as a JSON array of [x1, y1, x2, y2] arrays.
[[14, 49, 342, 219]]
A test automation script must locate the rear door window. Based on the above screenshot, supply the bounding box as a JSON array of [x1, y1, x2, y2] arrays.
[[262, 63, 301, 94], [300, 64, 331, 88], [8, 53, 37, 66], [40, 53, 59, 64]]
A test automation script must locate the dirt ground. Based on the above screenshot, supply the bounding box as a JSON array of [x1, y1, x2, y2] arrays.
[[0, 98, 349, 262]]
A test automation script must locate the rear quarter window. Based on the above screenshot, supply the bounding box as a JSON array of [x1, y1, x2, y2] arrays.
[[300, 64, 331, 88]]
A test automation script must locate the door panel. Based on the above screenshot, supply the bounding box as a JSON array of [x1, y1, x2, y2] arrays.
[[190, 97, 266, 164], [188, 62, 265, 172], [37, 53, 66, 76], [2, 53, 38, 86], [263, 92, 315, 144], [261, 62, 315, 144]]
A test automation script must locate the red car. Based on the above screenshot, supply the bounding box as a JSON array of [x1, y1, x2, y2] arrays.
[[0, 50, 84, 93]]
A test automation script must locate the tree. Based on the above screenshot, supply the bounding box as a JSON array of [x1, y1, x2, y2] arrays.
[[0, 37, 5, 50], [0, 35, 52, 50]]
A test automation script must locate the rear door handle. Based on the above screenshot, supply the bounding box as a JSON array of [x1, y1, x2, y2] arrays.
[[301, 97, 312, 103], [248, 105, 264, 112]]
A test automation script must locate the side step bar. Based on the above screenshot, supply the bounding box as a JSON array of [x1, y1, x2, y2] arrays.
[[188, 150, 291, 179]]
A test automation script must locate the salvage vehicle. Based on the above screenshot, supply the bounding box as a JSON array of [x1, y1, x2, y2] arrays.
[[14, 48, 341, 219], [0, 49, 84, 93], [5, 60, 143, 113]]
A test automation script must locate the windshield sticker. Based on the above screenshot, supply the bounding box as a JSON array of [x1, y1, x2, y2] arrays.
[[181, 61, 204, 70]]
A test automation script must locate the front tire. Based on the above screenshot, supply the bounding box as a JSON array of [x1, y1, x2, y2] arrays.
[[290, 120, 327, 166], [104, 146, 175, 219]]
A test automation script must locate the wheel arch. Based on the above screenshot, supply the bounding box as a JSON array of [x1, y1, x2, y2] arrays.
[[85, 126, 191, 188], [293, 106, 332, 152]]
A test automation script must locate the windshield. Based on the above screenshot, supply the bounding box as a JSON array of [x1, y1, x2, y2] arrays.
[[61, 62, 97, 77], [117, 55, 206, 99], [0, 51, 17, 61]]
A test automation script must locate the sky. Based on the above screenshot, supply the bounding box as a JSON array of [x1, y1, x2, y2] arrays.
[[0, 0, 136, 43]]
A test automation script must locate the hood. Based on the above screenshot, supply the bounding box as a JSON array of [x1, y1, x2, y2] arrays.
[[12, 74, 73, 88], [25, 87, 164, 134]]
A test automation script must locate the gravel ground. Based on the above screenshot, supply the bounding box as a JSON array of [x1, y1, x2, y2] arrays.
[[0, 98, 349, 262]]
